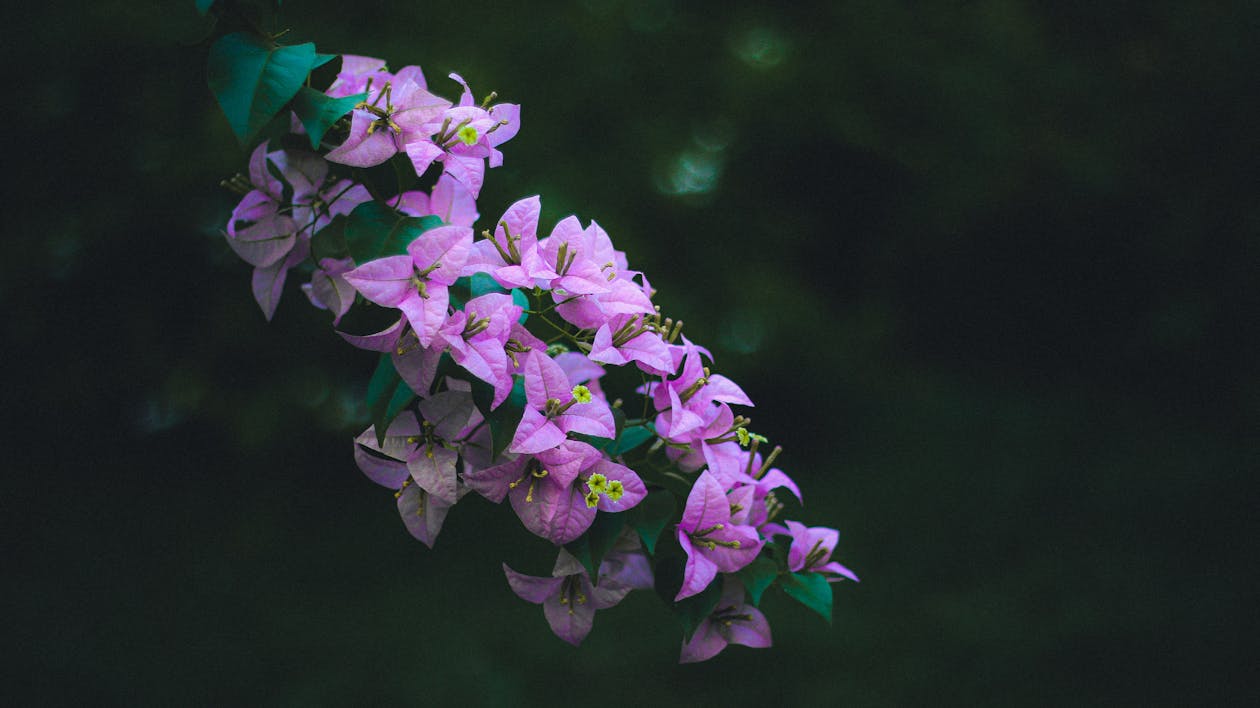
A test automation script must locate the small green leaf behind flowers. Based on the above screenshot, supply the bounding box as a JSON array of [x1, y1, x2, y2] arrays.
[[207, 33, 321, 145], [736, 556, 780, 606], [563, 511, 626, 582], [622, 488, 675, 554], [367, 354, 414, 446], [292, 87, 365, 150], [344, 201, 443, 265], [780, 571, 834, 624], [469, 374, 526, 462]]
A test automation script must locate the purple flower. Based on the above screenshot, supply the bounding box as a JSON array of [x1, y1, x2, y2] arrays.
[[461, 195, 555, 289], [536, 215, 614, 296], [650, 342, 753, 441], [302, 257, 356, 324], [405, 73, 520, 197], [463, 440, 646, 544], [351, 411, 469, 548], [225, 144, 370, 320], [509, 351, 615, 454], [342, 223, 472, 347], [675, 471, 763, 601], [435, 292, 524, 407], [679, 576, 772, 663], [765, 520, 860, 583], [502, 546, 641, 646], [325, 73, 451, 171], [588, 313, 674, 375]]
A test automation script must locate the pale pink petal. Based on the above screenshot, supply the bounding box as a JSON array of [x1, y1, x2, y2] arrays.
[[396, 484, 451, 548], [503, 564, 564, 604], [509, 407, 566, 455], [675, 531, 719, 601], [679, 621, 728, 663], [343, 255, 415, 307]]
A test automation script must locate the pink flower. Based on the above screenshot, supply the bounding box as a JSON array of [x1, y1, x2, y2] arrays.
[[679, 576, 772, 663], [675, 471, 763, 601], [342, 223, 472, 347]]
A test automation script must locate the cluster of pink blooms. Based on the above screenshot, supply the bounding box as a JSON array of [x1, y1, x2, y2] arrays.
[[220, 54, 857, 663]]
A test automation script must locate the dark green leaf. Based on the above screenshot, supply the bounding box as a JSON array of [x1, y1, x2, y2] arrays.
[[207, 33, 319, 144], [512, 288, 529, 323], [367, 354, 407, 446], [606, 424, 655, 456], [564, 512, 626, 582], [310, 214, 349, 262], [194, 0, 215, 15], [469, 272, 505, 297], [736, 556, 780, 606], [781, 571, 833, 623], [654, 554, 723, 641], [767, 533, 794, 573], [344, 202, 442, 265], [469, 375, 526, 461], [622, 489, 675, 554], [292, 87, 365, 149], [568, 432, 615, 450]]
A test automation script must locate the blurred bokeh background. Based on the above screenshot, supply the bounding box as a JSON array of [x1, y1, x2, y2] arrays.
[[5, 0, 1258, 704]]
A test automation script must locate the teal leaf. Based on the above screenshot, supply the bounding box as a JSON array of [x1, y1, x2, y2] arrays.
[[606, 424, 654, 456], [469, 375, 526, 461], [312, 53, 337, 69], [367, 354, 412, 446], [654, 554, 723, 641], [622, 489, 675, 554], [736, 556, 780, 606], [469, 272, 505, 297], [207, 33, 319, 145], [344, 202, 442, 265], [310, 214, 349, 262], [567, 432, 615, 450], [564, 512, 626, 582], [781, 571, 833, 623], [194, 0, 215, 15], [291, 87, 365, 149], [512, 288, 530, 323]]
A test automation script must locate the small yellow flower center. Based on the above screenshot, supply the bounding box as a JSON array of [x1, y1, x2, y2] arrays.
[[584, 473, 623, 507], [457, 125, 479, 145], [571, 385, 592, 404]]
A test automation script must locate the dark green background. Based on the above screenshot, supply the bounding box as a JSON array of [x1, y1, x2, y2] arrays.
[[6, 1, 1257, 705]]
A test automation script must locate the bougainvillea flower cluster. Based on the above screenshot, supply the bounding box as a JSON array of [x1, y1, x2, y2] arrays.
[[207, 14, 857, 662]]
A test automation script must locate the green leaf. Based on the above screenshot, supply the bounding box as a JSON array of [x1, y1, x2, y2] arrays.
[[568, 432, 615, 450], [207, 33, 319, 145], [194, 0, 215, 15], [622, 489, 675, 554], [312, 53, 337, 69], [564, 512, 626, 582], [781, 571, 833, 623], [469, 375, 526, 461], [469, 272, 505, 297], [344, 202, 442, 265], [736, 556, 780, 606], [366, 354, 412, 446], [292, 87, 365, 149], [606, 424, 655, 456], [512, 288, 530, 323], [653, 554, 723, 641], [310, 214, 349, 262]]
